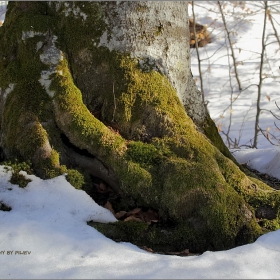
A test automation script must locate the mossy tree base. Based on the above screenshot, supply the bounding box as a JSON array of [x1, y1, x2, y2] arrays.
[[89, 218, 261, 254], [0, 2, 280, 253]]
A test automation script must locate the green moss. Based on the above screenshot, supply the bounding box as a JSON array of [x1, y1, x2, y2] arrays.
[[258, 218, 280, 231], [203, 113, 237, 163], [90, 220, 184, 252], [0, 2, 61, 177], [38, 150, 61, 178], [5, 2, 51, 28], [90, 218, 260, 253], [54, 2, 107, 51], [155, 23, 164, 36], [0, 4, 50, 88], [4, 159, 34, 175], [4, 159, 33, 188], [216, 154, 280, 211], [9, 173, 31, 188], [0, 202, 11, 211], [50, 56, 127, 162], [126, 141, 161, 165], [65, 169, 85, 190], [90, 220, 149, 244], [48, 45, 280, 250]]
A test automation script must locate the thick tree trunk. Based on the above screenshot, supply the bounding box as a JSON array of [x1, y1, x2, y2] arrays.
[[0, 1, 279, 253], [95, 1, 206, 125]]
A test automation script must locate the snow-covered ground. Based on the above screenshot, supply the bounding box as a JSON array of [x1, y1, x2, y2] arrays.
[[191, 1, 280, 149], [0, 167, 280, 279], [0, 2, 280, 279]]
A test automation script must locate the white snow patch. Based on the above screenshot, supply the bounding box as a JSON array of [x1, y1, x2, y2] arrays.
[[232, 147, 280, 180], [0, 164, 279, 278], [0, 1, 7, 23]]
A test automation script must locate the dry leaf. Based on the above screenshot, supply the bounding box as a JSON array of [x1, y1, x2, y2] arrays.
[[135, 210, 145, 221], [167, 248, 190, 256], [268, 13, 271, 21], [217, 123, 222, 132], [127, 208, 142, 216], [180, 248, 190, 254], [104, 201, 115, 215], [141, 246, 153, 253], [94, 182, 109, 193], [166, 251, 181, 255], [143, 209, 159, 224], [99, 182, 107, 191], [266, 95, 271, 101], [124, 216, 143, 222], [115, 211, 127, 219]]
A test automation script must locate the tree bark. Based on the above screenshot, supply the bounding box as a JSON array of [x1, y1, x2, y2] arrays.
[[0, 1, 279, 253]]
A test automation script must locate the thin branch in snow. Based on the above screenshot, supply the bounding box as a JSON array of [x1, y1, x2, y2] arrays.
[[217, 1, 242, 91], [191, 1, 205, 103], [253, 0, 268, 148], [267, 10, 280, 49]]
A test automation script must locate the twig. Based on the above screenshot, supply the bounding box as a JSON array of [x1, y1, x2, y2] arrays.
[[111, 81, 116, 123], [253, 1, 268, 148], [217, 1, 242, 91], [191, 1, 205, 103], [268, 11, 280, 49], [258, 125, 280, 146], [224, 38, 234, 148]]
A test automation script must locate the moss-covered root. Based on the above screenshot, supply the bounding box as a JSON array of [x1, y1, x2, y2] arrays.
[[90, 218, 261, 253], [51, 58, 127, 163], [47, 52, 264, 251], [203, 112, 237, 163], [1, 99, 60, 178]]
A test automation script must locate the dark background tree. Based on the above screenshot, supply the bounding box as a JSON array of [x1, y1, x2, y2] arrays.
[[0, 1, 279, 253]]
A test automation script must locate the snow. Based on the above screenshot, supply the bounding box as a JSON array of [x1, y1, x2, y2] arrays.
[[191, 1, 280, 149], [1, 167, 280, 279], [0, 1, 6, 24], [232, 147, 280, 180], [0, 1, 280, 279]]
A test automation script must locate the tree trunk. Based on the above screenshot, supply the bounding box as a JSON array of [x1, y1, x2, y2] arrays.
[[0, 1, 279, 253]]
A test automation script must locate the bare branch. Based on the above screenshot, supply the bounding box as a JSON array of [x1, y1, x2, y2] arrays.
[[253, 0, 268, 148], [258, 125, 280, 146], [268, 10, 280, 49], [191, 1, 205, 103], [217, 1, 242, 91]]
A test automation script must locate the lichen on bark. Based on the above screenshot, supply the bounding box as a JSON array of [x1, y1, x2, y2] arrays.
[[0, 1, 280, 253]]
